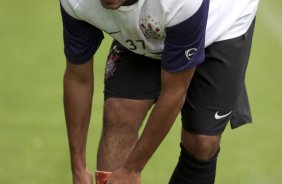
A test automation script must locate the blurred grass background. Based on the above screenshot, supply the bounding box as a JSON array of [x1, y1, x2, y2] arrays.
[[0, 1, 281, 183]]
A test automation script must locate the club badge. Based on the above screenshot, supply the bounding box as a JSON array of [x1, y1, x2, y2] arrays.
[[140, 15, 165, 40]]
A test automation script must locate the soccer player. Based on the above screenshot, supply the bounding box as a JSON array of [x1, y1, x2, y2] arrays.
[[60, 0, 259, 183]]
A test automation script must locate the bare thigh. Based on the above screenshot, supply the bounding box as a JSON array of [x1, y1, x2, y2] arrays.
[[97, 98, 154, 171]]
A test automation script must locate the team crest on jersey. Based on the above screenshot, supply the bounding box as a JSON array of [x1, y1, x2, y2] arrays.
[[140, 15, 164, 40]]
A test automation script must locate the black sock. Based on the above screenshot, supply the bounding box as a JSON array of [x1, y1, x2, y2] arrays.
[[169, 144, 220, 184]]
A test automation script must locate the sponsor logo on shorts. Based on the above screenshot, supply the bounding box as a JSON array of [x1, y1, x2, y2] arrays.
[[105, 45, 120, 80], [214, 111, 232, 120], [185, 48, 197, 60]]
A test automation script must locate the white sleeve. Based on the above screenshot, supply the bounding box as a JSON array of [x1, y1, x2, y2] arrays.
[[164, 0, 204, 27], [60, 0, 81, 20]]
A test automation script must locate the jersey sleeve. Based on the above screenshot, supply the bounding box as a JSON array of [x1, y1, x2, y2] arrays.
[[162, 0, 209, 72], [60, 4, 104, 64]]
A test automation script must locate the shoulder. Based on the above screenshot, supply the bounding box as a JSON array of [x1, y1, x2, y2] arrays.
[[60, 0, 101, 20], [60, 0, 80, 19], [160, 0, 204, 27]]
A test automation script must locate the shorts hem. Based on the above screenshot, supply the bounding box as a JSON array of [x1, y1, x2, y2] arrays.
[[230, 121, 252, 129], [104, 92, 158, 101], [182, 128, 225, 136]]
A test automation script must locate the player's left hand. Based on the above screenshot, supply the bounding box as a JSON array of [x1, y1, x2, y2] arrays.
[[105, 167, 141, 184]]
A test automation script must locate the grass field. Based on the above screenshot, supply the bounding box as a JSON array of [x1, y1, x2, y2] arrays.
[[0, 1, 281, 183]]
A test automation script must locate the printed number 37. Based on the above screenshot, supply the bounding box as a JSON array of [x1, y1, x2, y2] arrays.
[[126, 39, 146, 50]]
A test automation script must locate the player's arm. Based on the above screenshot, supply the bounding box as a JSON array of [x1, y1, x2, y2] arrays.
[[106, 0, 209, 183], [60, 3, 103, 183], [63, 59, 94, 183], [127, 66, 195, 168]]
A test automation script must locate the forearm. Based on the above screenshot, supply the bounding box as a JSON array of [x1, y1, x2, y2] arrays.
[[63, 63, 94, 172], [124, 89, 186, 172]]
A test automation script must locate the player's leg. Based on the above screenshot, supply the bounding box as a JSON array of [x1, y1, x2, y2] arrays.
[[169, 131, 221, 184], [97, 98, 154, 171], [96, 41, 161, 183], [169, 19, 256, 184], [96, 98, 154, 184]]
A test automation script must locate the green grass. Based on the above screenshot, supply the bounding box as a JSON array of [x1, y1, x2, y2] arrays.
[[0, 1, 281, 183]]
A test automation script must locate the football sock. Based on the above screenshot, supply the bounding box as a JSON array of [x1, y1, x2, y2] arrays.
[[95, 170, 112, 184], [169, 144, 220, 184]]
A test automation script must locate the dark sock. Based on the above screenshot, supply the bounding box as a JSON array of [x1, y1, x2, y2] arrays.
[[169, 144, 220, 184]]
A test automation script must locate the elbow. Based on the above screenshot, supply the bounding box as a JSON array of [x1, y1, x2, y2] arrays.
[[64, 70, 93, 84], [64, 60, 93, 84], [160, 87, 187, 109]]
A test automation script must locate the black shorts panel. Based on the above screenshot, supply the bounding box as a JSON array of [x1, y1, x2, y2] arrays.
[[181, 19, 256, 135], [104, 41, 161, 100]]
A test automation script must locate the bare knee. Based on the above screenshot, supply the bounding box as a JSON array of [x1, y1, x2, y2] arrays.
[[181, 130, 221, 161]]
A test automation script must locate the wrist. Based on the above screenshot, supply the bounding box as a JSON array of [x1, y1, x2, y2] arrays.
[[72, 166, 89, 176], [70, 158, 87, 174]]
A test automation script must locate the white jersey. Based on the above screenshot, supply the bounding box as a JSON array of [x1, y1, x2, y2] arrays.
[[60, 0, 259, 71], [61, 0, 204, 59], [61, 0, 258, 46], [206, 0, 259, 46]]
